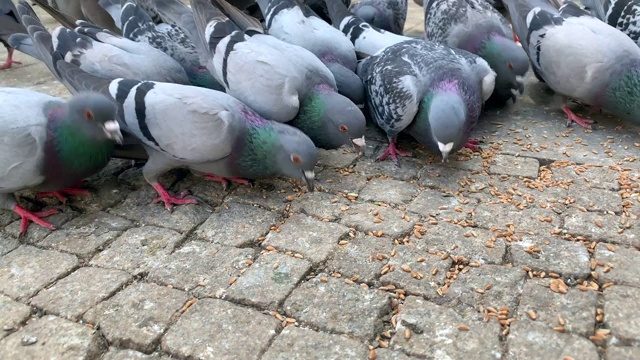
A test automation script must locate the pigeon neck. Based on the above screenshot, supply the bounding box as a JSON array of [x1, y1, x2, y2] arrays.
[[235, 122, 280, 178], [289, 84, 332, 143], [605, 63, 640, 121], [464, 32, 502, 55]]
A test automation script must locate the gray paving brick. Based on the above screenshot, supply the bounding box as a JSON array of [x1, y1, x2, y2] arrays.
[[317, 148, 360, 168], [359, 178, 419, 204], [0, 234, 18, 256], [474, 203, 561, 234], [595, 243, 640, 287], [552, 165, 621, 191], [262, 326, 368, 360], [605, 285, 640, 346], [339, 203, 416, 239], [564, 209, 633, 246], [326, 234, 395, 283], [290, 191, 351, 221], [489, 154, 540, 178], [507, 321, 599, 360], [102, 348, 164, 360], [225, 179, 301, 211], [316, 169, 368, 194], [5, 209, 78, 243], [406, 189, 478, 221], [354, 156, 423, 182], [0, 294, 31, 339], [606, 347, 640, 360], [568, 185, 623, 214], [511, 236, 591, 277]]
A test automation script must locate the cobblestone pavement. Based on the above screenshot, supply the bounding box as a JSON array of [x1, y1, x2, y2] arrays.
[[1, 2, 640, 360]]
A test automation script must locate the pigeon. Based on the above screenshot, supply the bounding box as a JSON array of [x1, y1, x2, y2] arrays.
[[119, 1, 224, 90], [190, 0, 366, 153], [504, 0, 640, 128], [256, 0, 364, 105], [424, 0, 530, 106], [304, 0, 351, 22], [349, 0, 408, 35], [16, 0, 319, 211], [582, 0, 640, 47], [31, 0, 120, 33], [324, 0, 413, 57], [1, 0, 26, 69], [357, 39, 496, 163], [0, 87, 122, 236]]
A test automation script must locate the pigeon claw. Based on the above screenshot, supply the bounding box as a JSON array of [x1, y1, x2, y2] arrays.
[[464, 138, 483, 152], [37, 187, 91, 204], [150, 183, 198, 212], [202, 174, 251, 191], [377, 138, 412, 166], [0, 48, 22, 70], [562, 106, 594, 130], [13, 205, 58, 237]]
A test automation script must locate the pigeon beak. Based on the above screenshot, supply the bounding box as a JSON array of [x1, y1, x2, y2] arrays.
[[302, 170, 315, 192], [103, 120, 124, 144], [437, 141, 453, 163], [351, 136, 366, 156]]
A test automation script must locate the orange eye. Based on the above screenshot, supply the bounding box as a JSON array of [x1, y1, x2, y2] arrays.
[[84, 109, 94, 120], [507, 62, 514, 69], [291, 154, 302, 164], [339, 125, 348, 132]]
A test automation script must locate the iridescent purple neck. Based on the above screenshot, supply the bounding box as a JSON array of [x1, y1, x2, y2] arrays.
[[240, 108, 270, 126], [46, 104, 66, 124], [313, 83, 335, 93], [460, 32, 501, 54], [433, 80, 461, 94]]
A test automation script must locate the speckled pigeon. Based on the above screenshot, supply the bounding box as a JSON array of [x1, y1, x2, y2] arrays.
[[0, 87, 122, 236], [357, 39, 496, 163], [349, 0, 408, 35], [0, 0, 26, 69], [582, 0, 640, 47], [424, 0, 530, 106], [504, 0, 640, 128]]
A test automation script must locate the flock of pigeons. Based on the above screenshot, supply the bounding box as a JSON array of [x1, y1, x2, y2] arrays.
[[0, 0, 640, 237]]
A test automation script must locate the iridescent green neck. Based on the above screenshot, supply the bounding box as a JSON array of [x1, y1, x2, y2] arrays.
[[605, 66, 640, 121], [288, 86, 329, 146], [236, 124, 281, 177], [54, 121, 114, 171]]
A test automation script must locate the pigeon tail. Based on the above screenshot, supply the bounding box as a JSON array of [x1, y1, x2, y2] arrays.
[[503, 0, 558, 50], [30, 0, 79, 29], [325, 0, 354, 29]]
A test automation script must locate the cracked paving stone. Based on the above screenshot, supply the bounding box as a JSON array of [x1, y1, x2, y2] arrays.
[[195, 202, 279, 247], [226, 252, 311, 310], [317, 148, 360, 168], [605, 285, 640, 346], [0, 246, 78, 301], [353, 156, 423, 182], [30, 267, 132, 321], [339, 203, 416, 239], [83, 282, 190, 353], [0, 315, 103, 359], [442, 264, 525, 312], [316, 169, 368, 194], [406, 189, 478, 220], [56, 179, 129, 213], [511, 236, 591, 278], [489, 154, 540, 179], [380, 246, 450, 299], [0, 294, 31, 339], [102, 347, 164, 360], [262, 326, 368, 360], [391, 296, 502, 359], [516, 278, 597, 337], [375, 348, 418, 360], [290, 192, 351, 221], [473, 203, 561, 234], [263, 214, 350, 264], [607, 347, 640, 360], [39, 212, 133, 258], [283, 276, 391, 340], [225, 179, 300, 212], [595, 243, 640, 288], [507, 321, 599, 360], [564, 209, 636, 246], [417, 164, 476, 193], [325, 234, 395, 283], [147, 241, 254, 298], [415, 222, 506, 265], [90, 226, 184, 276], [162, 298, 280, 360], [5, 208, 78, 243], [0, 234, 18, 256], [568, 186, 622, 214], [359, 178, 419, 204], [551, 165, 620, 191]]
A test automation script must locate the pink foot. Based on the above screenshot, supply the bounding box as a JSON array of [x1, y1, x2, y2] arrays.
[[0, 48, 22, 70], [514, 33, 520, 43], [377, 138, 412, 164], [13, 205, 58, 237], [37, 187, 91, 204], [150, 182, 197, 211], [202, 174, 251, 190], [464, 138, 482, 152], [562, 106, 594, 129]]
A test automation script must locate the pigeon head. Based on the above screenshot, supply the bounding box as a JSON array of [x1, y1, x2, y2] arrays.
[[478, 35, 529, 104], [271, 123, 319, 192], [605, 63, 640, 121], [65, 92, 123, 144], [294, 84, 367, 155]]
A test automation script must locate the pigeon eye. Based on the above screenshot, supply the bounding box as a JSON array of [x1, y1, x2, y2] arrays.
[[339, 125, 348, 132], [84, 110, 94, 120], [291, 154, 302, 164], [507, 62, 514, 69]]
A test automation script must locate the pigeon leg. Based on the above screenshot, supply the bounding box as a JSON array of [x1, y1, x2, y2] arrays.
[[150, 182, 197, 211], [13, 205, 58, 237], [463, 138, 482, 152], [562, 106, 594, 129], [37, 187, 91, 204], [0, 48, 22, 70], [201, 174, 251, 190], [377, 137, 412, 164]]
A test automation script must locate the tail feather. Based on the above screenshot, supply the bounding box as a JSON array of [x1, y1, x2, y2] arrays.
[[30, 0, 80, 29], [191, 0, 240, 60], [97, 0, 124, 29], [81, 0, 121, 33], [210, 0, 264, 31], [7, 33, 44, 61], [502, 0, 558, 50], [325, 0, 354, 29], [120, 1, 154, 40]]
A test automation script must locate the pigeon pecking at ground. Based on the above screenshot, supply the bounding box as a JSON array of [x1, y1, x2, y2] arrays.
[[0, 0, 27, 69], [0, 87, 122, 236], [349, 0, 408, 35], [357, 39, 495, 164], [424, 0, 530, 106]]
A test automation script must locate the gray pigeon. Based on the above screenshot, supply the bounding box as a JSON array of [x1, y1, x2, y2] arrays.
[[190, 0, 366, 153], [357, 39, 496, 163], [582, 0, 640, 47], [349, 0, 408, 35], [324, 0, 412, 57], [0, 87, 122, 236], [504, 0, 640, 128], [304, 0, 351, 22], [424, 0, 530, 106], [16, 0, 319, 210], [32, 0, 120, 33], [1, 0, 26, 69], [256, 0, 364, 105]]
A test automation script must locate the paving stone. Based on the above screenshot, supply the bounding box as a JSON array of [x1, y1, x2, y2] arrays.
[[418, 164, 478, 193], [391, 296, 502, 359], [0, 315, 103, 359], [83, 282, 190, 353], [102, 348, 163, 360], [147, 241, 255, 298], [283, 276, 391, 340], [0, 234, 19, 256], [380, 246, 450, 299], [39, 212, 133, 258], [263, 214, 350, 264], [415, 222, 507, 265], [564, 209, 635, 246], [30, 267, 132, 321], [317, 148, 360, 168], [474, 203, 561, 234], [5, 208, 78, 243], [406, 189, 478, 220], [511, 236, 591, 277], [517, 278, 597, 337], [90, 226, 184, 275], [568, 185, 622, 214], [195, 202, 279, 247], [606, 347, 640, 360], [162, 298, 280, 360], [290, 191, 351, 221], [339, 203, 416, 239], [225, 179, 300, 211], [442, 264, 525, 312], [262, 326, 368, 360], [56, 178, 129, 213], [507, 321, 599, 360], [353, 156, 423, 182], [595, 243, 640, 288], [605, 285, 640, 346], [316, 169, 368, 194], [325, 235, 395, 283], [359, 178, 419, 204], [375, 348, 418, 360], [0, 294, 31, 339], [226, 252, 311, 310], [551, 165, 621, 191], [0, 246, 78, 301], [489, 154, 540, 178]]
